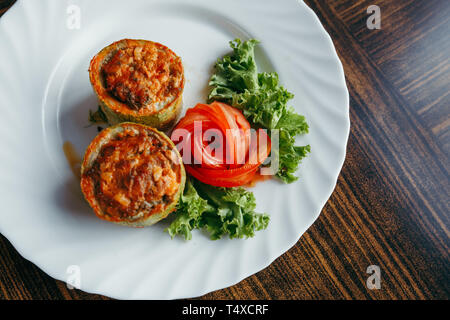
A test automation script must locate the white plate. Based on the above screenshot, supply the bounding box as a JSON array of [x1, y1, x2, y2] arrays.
[[0, 0, 349, 299]]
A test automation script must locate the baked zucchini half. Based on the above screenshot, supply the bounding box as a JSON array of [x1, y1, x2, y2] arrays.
[[80, 122, 186, 227], [89, 39, 184, 130]]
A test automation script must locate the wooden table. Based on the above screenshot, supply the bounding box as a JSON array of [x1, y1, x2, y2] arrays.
[[0, 0, 448, 300]]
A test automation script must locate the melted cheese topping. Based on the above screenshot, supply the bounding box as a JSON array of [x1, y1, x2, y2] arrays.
[[83, 127, 182, 220], [102, 43, 183, 112]]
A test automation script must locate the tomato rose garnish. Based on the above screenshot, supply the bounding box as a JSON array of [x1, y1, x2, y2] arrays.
[[171, 102, 271, 187]]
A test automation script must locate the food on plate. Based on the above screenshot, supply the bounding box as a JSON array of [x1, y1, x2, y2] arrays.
[[166, 38, 310, 240], [166, 178, 269, 240], [89, 39, 184, 130], [208, 39, 310, 183], [171, 101, 271, 187], [81, 37, 307, 240], [80, 122, 185, 227]]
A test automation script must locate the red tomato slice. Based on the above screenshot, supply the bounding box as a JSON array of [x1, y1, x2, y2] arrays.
[[185, 164, 258, 188], [171, 102, 271, 187]]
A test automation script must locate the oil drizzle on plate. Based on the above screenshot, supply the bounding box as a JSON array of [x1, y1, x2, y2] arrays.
[[245, 171, 272, 188], [63, 141, 82, 179]]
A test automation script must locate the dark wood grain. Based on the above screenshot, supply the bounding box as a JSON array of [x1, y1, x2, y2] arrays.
[[0, 0, 448, 300], [0, 0, 13, 16]]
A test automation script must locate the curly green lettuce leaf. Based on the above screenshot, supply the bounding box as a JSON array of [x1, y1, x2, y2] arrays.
[[209, 38, 259, 98], [166, 178, 269, 240], [275, 108, 310, 183], [276, 107, 309, 136], [165, 178, 213, 240], [276, 130, 311, 183], [195, 181, 269, 240], [208, 39, 310, 182]]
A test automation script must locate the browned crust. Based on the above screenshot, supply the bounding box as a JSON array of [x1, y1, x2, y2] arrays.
[[80, 122, 185, 227], [89, 39, 184, 130]]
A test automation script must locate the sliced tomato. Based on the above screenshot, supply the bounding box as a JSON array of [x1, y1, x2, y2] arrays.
[[185, 164, 258, 187], [171, 102, 271, 187]]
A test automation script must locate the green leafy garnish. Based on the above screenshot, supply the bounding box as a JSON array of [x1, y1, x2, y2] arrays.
[[166, 178, 269, 240], [209, 39, 310, 182], [165, 178, 213, 240], [88, 106, 108, 124]]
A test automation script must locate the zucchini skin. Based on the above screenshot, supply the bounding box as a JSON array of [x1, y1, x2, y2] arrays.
[[80, 122, 186, 227], [98, 94, 183, 131], [89, 39, 184, 131]]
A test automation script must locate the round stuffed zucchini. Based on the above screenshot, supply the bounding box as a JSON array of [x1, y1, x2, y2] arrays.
[[80, 122, 186, 227], [89, 39, 184, 130]]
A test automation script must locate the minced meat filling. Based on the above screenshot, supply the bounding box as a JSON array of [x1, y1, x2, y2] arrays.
[[84, 128, 181, 219], [102, 44, 183, 111]]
